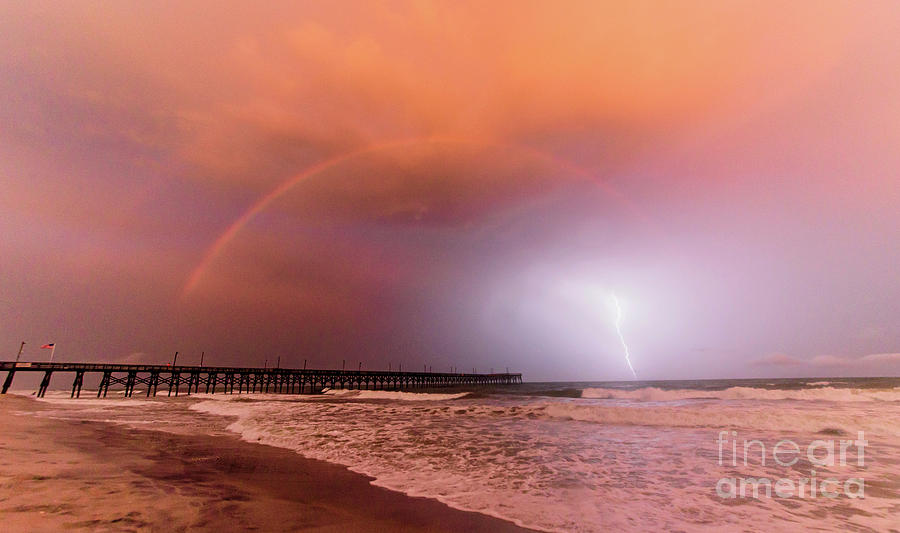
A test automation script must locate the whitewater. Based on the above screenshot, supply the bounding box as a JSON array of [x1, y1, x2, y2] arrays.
[[26, 378, 900, 532]]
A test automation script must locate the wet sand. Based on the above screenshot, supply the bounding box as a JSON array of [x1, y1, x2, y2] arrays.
[[0, 395, 533, 532]]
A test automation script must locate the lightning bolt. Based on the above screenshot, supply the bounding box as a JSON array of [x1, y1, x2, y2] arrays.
[[612, 293, 638, 379]]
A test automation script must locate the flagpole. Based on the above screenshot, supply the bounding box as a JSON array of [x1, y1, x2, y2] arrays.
[[49, 344, 56, 363]]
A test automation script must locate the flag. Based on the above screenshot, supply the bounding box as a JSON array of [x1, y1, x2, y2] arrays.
[[41, 343, 55, 349]]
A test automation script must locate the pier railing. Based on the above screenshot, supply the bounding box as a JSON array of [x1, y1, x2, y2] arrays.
[[0, 361, 522, 398]]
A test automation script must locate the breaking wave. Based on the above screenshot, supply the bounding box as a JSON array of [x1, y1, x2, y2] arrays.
[[324, 389, 470, 401], [538, 401, 900, 436], [581, 386, 900, 403]]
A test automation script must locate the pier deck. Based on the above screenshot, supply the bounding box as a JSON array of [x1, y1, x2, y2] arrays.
[[0, 361, 522, 398]]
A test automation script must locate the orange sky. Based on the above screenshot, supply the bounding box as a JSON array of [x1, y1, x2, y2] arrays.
[[2, 1, 899, 379]]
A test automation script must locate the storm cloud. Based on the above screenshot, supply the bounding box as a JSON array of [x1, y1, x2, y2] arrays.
[[2, 1, 899, 379]]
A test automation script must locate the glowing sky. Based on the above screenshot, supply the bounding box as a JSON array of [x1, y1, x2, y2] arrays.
[[2, 1, 899, 379]]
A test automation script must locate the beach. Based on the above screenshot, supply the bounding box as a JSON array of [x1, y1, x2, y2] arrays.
[[3, 380, 899, 532], [0, 395, 531, 532]]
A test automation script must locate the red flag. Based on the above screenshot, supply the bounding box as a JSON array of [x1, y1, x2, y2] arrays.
[[41, 343, 55, 349]]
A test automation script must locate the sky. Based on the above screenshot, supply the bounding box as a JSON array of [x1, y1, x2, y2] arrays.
[[2, 1, 899, 380]]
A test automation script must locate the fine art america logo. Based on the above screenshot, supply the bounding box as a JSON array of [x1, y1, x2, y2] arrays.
[[715, 431, 866, 499]]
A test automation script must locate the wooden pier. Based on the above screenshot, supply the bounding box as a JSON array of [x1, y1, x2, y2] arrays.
[[0, 362, 522, 398]]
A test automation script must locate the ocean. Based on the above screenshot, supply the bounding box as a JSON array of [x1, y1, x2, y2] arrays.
[[25, 378, 900, 532]]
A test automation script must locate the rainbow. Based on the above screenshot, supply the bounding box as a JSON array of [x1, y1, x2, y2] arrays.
[[181, 136, 646, 297]]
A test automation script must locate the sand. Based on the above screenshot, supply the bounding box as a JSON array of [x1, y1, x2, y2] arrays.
[[0, 395, 533, 532]]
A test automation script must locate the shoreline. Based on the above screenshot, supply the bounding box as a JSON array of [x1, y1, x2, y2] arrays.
[[0, 395, 535, 532]]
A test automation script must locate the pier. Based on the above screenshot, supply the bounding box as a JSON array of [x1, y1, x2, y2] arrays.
[[0, 362, 522, 398]]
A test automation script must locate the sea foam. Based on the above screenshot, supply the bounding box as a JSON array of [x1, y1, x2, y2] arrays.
[[581, 386, 900, 402]]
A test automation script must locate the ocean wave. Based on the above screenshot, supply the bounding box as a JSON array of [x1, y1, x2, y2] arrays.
[[538, 401, 900, 435], [186, 393, 900, 531], [195, 389, 471, 402], [581, 386, 900, 402], [331, 390, 470, 401], [30, 382, 900, 532], [27, 391, 160, 407]]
